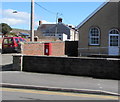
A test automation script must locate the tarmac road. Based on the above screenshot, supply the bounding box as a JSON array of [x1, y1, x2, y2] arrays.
[[1, 88, 118, 100], [1, 71, 119, 96]]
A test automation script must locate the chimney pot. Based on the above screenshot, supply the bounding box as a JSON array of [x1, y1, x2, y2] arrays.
[[69, 26, 72, 28], [39, 21, 42, 25], [58, 18, 62, 23]]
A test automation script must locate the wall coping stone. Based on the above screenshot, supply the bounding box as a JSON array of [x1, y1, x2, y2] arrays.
[[13, 55, 120, 61], [24, 41, 64, 44]]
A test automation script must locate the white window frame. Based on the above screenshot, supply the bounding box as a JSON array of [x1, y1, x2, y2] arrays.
[[109, 34, 119, 46], [89, 27, 100, 45], [109, 29, 119, 34], [109, 29, 120, 47]]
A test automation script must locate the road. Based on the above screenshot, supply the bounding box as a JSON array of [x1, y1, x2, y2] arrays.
[[1, 88, 118, 100], [1, 71, 119, 94]]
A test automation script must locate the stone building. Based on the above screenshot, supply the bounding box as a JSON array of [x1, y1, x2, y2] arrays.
[[77, 1, 120, 56]]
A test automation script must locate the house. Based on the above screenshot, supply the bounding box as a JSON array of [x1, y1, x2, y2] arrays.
[[77, 1, 120, 56], [36, 18, 79, 41]]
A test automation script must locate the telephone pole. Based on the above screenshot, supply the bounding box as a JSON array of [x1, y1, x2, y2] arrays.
[[30, 0, 34, 42], [55, 12, 58, 35]]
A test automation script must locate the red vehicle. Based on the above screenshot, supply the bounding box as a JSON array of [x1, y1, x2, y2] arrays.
[[2, 37, 26, 53]]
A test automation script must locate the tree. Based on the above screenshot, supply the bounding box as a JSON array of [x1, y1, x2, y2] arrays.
[[0, 23, 12, 36], [9, 32, 17, 37]]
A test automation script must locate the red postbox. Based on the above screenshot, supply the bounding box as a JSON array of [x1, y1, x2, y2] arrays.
[[44, 43, 52, 55]]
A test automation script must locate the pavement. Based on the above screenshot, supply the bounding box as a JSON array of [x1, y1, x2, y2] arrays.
[[0, 71, 120, 96], [0, 54, 13, 71]]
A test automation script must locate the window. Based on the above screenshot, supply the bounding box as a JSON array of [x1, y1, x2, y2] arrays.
[[109, 29, 120, 46], [59, 38, 62, 40], [3, 39, 8, 44], [109, 29, 119, 34], [15, 38, 19, 43], [110, 36, 119, 46], [89, 27, 100, 45], [20, 39, 23, 42], [8, 38, 13, 44]]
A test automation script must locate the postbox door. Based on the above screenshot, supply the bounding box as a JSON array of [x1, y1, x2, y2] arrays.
[[44, 43, 51, 55], [45, 45, 49, 55]]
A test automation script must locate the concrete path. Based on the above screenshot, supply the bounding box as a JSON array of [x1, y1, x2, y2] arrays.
[[1, 71, 119, 96]]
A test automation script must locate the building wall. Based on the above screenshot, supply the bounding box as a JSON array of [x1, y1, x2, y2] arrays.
[[70, 30, 75, 41], [78, 2, 119, 56]]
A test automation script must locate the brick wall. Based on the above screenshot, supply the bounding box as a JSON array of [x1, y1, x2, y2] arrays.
[[51, 42, 65, 56], [22, 43, 44, 55], [22, 41, 65, 56]]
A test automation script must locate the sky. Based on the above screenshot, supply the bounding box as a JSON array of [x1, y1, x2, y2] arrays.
[[0, 1, 107, 30]]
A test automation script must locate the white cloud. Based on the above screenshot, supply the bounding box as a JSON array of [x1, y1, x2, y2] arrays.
[[41, 20, 56, 24], [2, 9, 30, 20], [0, 9, 31, 28], [0, 18, 25, 26], [34, 20, 56, 26], [0, 9, 56, 29], [34, 20, 56, 29]]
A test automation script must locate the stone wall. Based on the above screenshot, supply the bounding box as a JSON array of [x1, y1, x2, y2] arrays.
[[13, 55, 22, 71], [17, 56, 120, 80], [78, 2, 119, 56]]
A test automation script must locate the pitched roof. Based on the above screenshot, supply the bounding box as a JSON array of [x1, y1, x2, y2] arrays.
[[45, 23, 71, 33], [19, 32, 30, 36], [77, 1, 108, 29], [37, 24, 55, 32]]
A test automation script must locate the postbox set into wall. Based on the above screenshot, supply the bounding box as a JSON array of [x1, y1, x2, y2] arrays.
[[44, 43, 52, 55]]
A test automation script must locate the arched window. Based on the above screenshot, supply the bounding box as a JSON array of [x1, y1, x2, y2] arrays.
[[89, 27, 100, 45], [109, 29, 119, 34], [109, 29, 120, 47]]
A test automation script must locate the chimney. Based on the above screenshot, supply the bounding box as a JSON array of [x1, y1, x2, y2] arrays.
[[58, 18, 62, 23], [69, 26, 72, 28], [39, 21, 42, 25]]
